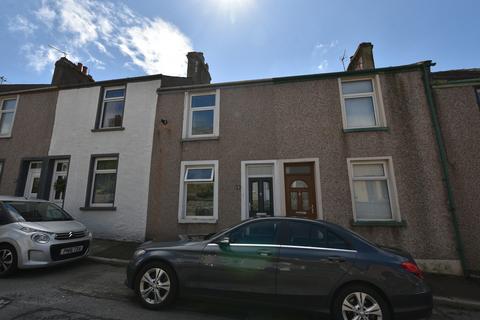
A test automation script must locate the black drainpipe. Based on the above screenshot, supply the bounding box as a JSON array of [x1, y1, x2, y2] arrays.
[[421, 61, 468, 276]]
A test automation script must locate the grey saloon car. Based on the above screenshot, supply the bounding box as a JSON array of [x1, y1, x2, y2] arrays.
[[126, 217, 432, 320], [0, 196, 92, 276]]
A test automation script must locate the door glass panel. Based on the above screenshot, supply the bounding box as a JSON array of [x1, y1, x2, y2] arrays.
[[290, 180, 308, 188], [53, 176, 66, 200], [327, 231, 350, 249], [247, 165, 273, 176], [30, 162, 42, 169], [302, 192, 309, 211], [56, 162, 68, 172], [229, 221, 278, 244], [285, 166, 310, 175], [286, 221, 326, 247], [31, 177, 40, 194], [251, 182, 259, 211], [290, 192, 298, 210], [263, 181, 271, 212]]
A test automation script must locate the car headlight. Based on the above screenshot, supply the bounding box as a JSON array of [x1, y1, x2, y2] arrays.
[[31, 233, 51, 244], [133, 249, 146, 259]]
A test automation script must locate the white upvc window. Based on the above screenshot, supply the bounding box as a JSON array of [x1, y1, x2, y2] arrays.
[[99, 86, 126, 129], [178, 160, 219, 223], [347, 157, 400, 222], [182, 90, 220, 139], [90, 157, 118, 207], [0, 97, 18, 137], [338, 76, 386, 129]]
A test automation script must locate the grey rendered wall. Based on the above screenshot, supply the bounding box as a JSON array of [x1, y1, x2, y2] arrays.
[[0, 90, 58, 195], [434, 85, 480, 272], [147, 69, 458, 263]]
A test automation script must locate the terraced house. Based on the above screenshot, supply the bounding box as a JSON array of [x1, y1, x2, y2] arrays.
[[146, 43, 479, 277], [1, 43, 478, 276]]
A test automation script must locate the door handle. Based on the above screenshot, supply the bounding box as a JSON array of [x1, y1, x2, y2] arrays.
[[327, 256, 345, 263], [257, 249, 272, 257]]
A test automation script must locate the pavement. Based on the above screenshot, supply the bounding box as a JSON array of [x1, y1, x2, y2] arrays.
[[88, 238, 480, 312]]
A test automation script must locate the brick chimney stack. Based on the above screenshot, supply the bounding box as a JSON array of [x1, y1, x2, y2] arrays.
[[347, 42, 375, 71], [187, 52, 211, 84], [51, 57, 94, 86]]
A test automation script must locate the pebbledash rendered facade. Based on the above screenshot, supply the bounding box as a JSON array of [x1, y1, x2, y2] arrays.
[[0, 43, 479, 276], [146, 43, 480, 276]]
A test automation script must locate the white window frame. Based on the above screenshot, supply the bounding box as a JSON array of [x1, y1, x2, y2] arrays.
[[338, 75, 386, 130], [89, 157, 118, 207], [346, 156, 401, 222], [178, 160, 219, 223], [182, 90, 220, 139], [99, 86, 126, 129], [0, 95, 19, 138]]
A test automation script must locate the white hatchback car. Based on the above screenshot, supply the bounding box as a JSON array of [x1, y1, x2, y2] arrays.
[[0, 196, 92, 276]]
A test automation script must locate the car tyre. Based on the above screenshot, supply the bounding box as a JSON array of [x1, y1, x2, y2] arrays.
[[0, 244, 17, 278], [332, 284, 391, 320], [135, 262, 177, 310]]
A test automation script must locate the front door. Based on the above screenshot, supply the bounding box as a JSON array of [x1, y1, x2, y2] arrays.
[[248, 177, 273, 217], [284, 162, 317, 219], [24, 161, 42, 199]]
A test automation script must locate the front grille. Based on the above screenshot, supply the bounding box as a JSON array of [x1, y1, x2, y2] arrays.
[[50, 240, 90, 261], [55, 230, 87, 240]]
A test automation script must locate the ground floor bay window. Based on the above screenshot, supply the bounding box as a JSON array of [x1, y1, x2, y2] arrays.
[[178, 160, 218, 223]]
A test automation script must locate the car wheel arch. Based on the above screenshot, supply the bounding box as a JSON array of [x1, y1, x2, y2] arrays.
[[329, 280, 393, 317], [135, 258, 180, 288]]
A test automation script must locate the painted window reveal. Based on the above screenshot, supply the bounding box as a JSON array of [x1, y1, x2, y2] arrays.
[[339, 78, 384, 129], [90, 157, 118, 207], [0, 98, 17, 137], [99, 87, 125, 128], [348, 159, 399, 221], [0, 160, 4, 183], [476, 88, 480, 109], [184, 91, 219, 138]]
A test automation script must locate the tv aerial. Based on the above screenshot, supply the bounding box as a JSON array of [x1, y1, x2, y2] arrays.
[[48, 44, 69, 58], [340, 49, 347, 71]]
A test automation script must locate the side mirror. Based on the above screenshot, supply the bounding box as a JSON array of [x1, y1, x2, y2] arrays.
[[218, 236, 230, 247]]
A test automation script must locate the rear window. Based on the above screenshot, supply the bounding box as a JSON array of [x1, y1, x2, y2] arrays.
[[3, 201, 73, 222]]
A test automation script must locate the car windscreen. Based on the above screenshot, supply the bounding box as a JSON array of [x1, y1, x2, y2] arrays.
[[3, 201, 73, 222]]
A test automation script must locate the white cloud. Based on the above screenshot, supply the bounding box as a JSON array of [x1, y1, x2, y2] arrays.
[[317, 60, 329, 71], [23, 0, 193, 76], [8, 15, 38, 35], [35, 0, 56, 27]]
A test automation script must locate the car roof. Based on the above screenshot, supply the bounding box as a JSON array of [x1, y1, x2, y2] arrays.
[[0, 195, 49, 203]]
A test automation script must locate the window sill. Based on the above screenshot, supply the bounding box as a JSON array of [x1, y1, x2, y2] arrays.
[[343, 127, 389, 133], [91, 127, 125, 132], [80, 206, 117, 211], [179, 218, 217, 224], [350, 220, 406, 227], [181, 136, 219, 142], [0, 135, 12, 139]]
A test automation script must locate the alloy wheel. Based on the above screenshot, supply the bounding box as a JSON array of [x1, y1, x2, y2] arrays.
[[139, 267, 171, 305], [0, 249, 13, 273], [341, 291, 383, 320]]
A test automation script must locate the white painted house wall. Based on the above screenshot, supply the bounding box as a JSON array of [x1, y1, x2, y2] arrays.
[[48, 79, 161, 241]]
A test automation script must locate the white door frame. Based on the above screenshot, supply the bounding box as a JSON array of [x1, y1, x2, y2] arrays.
[[24, 162, 42, 199], [49, 159, 69, 205], [241, 158, 323, 221]]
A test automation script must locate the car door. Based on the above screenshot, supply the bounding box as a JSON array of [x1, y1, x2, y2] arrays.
[[198, 219, 280, 295], [276, 220, 357, 307]]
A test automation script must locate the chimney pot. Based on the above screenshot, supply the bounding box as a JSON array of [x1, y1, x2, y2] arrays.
[[77, 62, 83, 71], [82, 66, 88, 75]]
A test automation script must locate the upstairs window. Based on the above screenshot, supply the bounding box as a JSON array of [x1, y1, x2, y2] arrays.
[[99, 87, 125, 129], [183, 90, 219, 139], [339, 77, 386, 130], [0, 98, 17, 137]]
